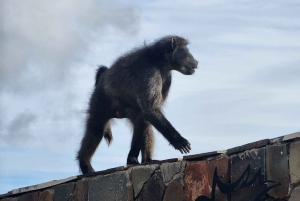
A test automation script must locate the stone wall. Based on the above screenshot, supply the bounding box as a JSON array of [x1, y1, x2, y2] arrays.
[[1, 132, 300, 201]]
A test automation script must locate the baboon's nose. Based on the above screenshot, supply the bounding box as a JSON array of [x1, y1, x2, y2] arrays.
[[194, 60, 198, 68]]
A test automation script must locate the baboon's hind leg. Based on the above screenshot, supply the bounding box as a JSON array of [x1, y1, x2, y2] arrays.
[[77, 116, 110, 174], [141, 125, 154, 163], [77, 88, 111, 174]]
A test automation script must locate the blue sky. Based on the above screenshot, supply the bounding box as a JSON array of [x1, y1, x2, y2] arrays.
[[1, 0, 300, 194]]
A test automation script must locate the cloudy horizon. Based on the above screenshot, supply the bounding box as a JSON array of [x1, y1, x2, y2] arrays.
[[1, 0, 300, 194]]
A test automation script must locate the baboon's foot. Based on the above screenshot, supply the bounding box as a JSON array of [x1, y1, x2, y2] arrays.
[[127, 157, 140, 165], [141, 158, 153, 163], [171, 136, 191, 154], [79, 161, 95, 175]]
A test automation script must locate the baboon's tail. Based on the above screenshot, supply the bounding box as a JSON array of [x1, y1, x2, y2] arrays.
[[104, 122, 113, 146], [94, 65, 113, 145], [95, 65, 108, 86]]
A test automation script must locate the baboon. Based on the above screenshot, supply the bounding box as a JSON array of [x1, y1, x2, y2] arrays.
[[77, 36, 198, 174]]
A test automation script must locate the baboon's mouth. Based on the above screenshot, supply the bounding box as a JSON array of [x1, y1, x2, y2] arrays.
[[189, 68, 195, 74], [182, 67, 195, 75]]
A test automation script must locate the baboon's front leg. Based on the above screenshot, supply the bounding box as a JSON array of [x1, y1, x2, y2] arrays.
[[144, 108, 191, 154], [127, 113, 153, 165]]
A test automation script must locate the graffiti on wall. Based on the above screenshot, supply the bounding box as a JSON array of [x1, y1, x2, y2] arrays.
[[195, 164, 281, 201]]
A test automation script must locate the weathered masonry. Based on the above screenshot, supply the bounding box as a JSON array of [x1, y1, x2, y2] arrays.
[[1, 132, 300, 201]]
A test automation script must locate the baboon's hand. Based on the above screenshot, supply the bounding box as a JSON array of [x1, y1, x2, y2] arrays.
[[171, 136, 191, 154]]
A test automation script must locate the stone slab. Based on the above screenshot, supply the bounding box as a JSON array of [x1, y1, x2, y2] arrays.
[[38, 189, 54, 201], [227, 139, 269, 155], [10, 176, 77, 195], [131, 164, 159, 197], [19, 191, 39, 201], [144, 158, 182, 165], [161, 161, 185, 183], [207, 157, 229, 201], [88, 171, 133, 201], [289, 186, 300, 201], [0, 192, 12, 199], [70, 180, 88, 201], [80, 165, 127, 178], [282, 131, 300, 141], [230, 148, 266, 201], [137, 170, 165, 201], [126, 158, 182, 169], [163, 178, 183, 201], [53, 182, 75, 201], [183, 151, 225, 161], [269, 136, 284, 145], [185, 161, 210, 201], [0, 197, 20, 201], [289, 141, 300, 184], [266, 144, 289, 198], [187, 157, 229, 201]]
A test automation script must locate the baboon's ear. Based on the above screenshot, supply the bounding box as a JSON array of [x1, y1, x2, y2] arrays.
[[171, 38, 176, 50]]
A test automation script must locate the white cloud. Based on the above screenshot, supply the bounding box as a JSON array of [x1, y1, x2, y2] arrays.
[[215, 28, 300, 48], [0, 0, 140, 93]]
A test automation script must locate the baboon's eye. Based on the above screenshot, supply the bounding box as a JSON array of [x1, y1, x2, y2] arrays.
[[177, 47, 187, 57]]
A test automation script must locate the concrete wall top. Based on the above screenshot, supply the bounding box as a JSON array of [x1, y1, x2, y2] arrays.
[[1, 131, 300, 201]]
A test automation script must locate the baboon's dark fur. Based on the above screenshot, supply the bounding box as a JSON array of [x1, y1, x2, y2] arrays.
[[77, 36, 198, 174]]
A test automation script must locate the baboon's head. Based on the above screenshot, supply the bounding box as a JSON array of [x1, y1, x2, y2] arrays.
[[155, 36, 198, 75]]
